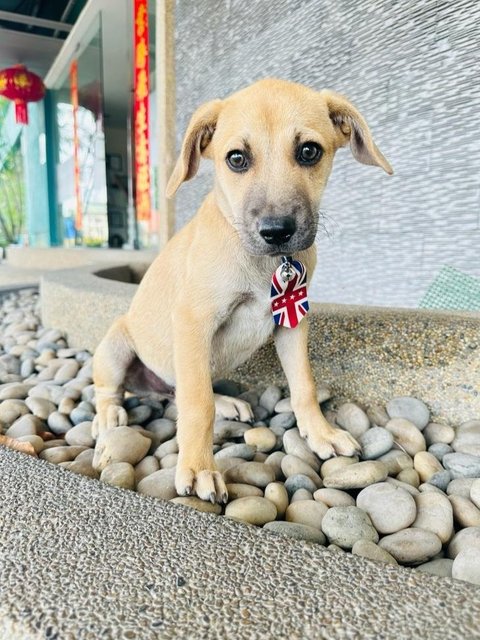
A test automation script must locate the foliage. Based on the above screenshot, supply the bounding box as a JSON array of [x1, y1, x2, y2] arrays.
[[0, 97, 25, 246]]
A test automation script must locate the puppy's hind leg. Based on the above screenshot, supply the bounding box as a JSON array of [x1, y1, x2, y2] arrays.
[[92, 317, 135, 440]]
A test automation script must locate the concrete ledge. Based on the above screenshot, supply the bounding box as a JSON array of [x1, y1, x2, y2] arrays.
[[0, 447, 478, 639], [7, 245, 156, 270], [41, 263, 480, 424]]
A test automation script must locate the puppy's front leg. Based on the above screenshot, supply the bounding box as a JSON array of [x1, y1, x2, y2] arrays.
[[274, 319, 360, 459], [173, 305, 227, 504]]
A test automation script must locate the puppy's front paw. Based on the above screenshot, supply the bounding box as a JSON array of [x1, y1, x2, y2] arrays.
[[92, 404, 128, 439], [175, 464, 228, 504], [214, 394, 254, 423], [306, 427, 360, 460]]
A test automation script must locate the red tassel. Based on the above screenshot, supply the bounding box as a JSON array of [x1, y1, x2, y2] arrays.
[[14, 100, 28, 124]]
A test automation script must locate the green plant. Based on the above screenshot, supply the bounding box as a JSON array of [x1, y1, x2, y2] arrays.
[[0, 97, 25, 245]]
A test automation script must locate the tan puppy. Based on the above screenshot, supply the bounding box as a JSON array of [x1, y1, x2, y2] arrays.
[[92, 78, 393, 503]]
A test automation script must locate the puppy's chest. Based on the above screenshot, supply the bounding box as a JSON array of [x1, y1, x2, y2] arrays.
[[211, 288, 274, 374]]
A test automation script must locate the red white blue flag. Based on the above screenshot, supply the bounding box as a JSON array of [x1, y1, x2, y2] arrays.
[[270, 258, 309, 329]]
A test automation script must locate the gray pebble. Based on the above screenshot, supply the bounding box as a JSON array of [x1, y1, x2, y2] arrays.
[[134, 456, 160, 485], [64, 421, 94, 448], [215, 444, 256, 461], [53, 360, 80, 384], [471, 479, 480, 509], [154, 437, 179, 459], [379, 528, 442, 565], [269, 424, 286, 438], [127, 404, 152, 426], [0, 382, 29, 400], [452, 549, 480, 585], [424, 422, 455, 446], [352, 539, 398, 565], [322, 506, 378, 549], [6, 414, 42, 438], [413, 492, 454, 544], [323, 461, 388, 490], [213, 419, 250, 443], [47, 411, 73, 435], [447, 477, 476, 498], [283, 428, 321, 472], [20, 358, 35, 378], [290, 489, 314, 502], [40, 445, 87, 464], [259, 385, 282, 414], [366, 405, 389, 428], [443, 452, 480, 479], [427, 470, 451, 492], [93, 426, 151, 471], [452, 421, 480, 457], [284, 474, 318, 497], [359, 427, 394, 460], [70, 403, 96, 425], [357, 482, 417, 534], [25, 396, 56, 420], [224, 462, 275, 488], [416, 558, 453, 577], [0, 399, 29, 426], [237, 390, 259, 407], [137, 468, 177, 500], [253, 405, 270, 422], [336, 403, 370, 439], [428, 443, 453, 462], [448, 527, 480, 559], [159, 452, 178, 469], [264, 451, 285, 480], [280, 454, 322, 486], [386, 396, 430, 430], [145, 418, 176, 444], [226, 483, 263, 500], [100, 462, 135, 490], [269, 412, 296, 430]]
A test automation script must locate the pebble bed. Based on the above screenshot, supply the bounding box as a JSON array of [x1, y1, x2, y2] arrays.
[[1, 290, 480, 588]]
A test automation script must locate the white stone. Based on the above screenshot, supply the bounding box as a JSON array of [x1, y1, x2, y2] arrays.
[[225, 497, 277, 525], [93, 426, 151, 471], [379, 528, 442, 565], [357, 482, 417, 534], [323, 461, 388, 490], [412, 492, 454, 544], [385, 418, 426, 456], [285, 500, 328, 530], [336, 403, 370, 439]]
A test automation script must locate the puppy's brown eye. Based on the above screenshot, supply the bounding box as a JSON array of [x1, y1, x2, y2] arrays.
[[226, 150, 249, 172], [296, 142, 323, 166]]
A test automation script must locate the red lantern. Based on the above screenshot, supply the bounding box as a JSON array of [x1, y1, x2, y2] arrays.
[[0, 64, 45, 124]]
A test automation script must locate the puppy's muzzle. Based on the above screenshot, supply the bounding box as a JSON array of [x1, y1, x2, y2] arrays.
[[258, 215, 296, 245]]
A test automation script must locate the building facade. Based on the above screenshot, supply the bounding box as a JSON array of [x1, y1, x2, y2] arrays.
[[0, 0, 479, 308]]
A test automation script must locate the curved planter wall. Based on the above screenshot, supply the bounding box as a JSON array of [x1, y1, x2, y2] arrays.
[[41, 264, 480, 424]]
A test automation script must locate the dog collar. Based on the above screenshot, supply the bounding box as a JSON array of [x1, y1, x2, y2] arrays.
[[270, 256, 309, 329]]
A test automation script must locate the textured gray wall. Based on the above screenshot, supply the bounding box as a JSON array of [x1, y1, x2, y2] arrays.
[[174, 0, 480, 308]]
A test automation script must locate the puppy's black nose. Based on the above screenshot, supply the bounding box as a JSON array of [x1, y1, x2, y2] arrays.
[[258, 216, 296, 245]]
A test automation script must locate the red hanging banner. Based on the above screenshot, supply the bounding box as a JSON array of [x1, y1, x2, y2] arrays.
[[70, 59, 82, 233], [133, 0, 151, 222]]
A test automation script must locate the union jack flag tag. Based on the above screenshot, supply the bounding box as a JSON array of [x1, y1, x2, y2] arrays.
[[270, 257, 309, 328]]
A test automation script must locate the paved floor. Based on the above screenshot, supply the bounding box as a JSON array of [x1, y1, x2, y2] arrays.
[[0, 448, 479, 640]]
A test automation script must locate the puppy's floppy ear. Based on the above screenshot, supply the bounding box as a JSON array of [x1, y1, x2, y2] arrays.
[[166, 99, 222, 197], [321, 90, 393, 175]]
